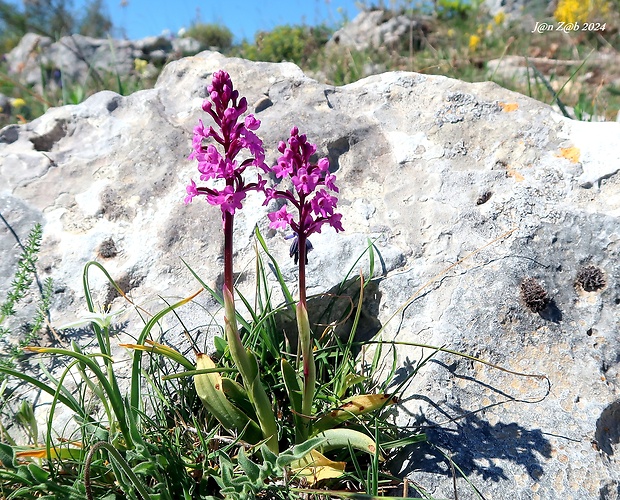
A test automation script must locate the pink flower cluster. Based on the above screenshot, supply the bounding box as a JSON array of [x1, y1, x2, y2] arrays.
[[184, 70, 267, 216], [185, 72, 343, 245], [265, 127, 343, 238]]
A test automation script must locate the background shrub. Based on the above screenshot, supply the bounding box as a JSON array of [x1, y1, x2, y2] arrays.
[[238, 24, 332, 65], [184, 22, 233, 51]]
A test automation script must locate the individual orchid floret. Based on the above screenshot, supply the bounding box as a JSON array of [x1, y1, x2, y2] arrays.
[[311, 189, 338, 217], [206, 185, 246, 215], [268, 205, 294, 230], [185, 70, 267, 218], [287, 234, 313, 265]]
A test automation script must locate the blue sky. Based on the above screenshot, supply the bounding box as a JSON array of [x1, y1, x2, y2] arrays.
[[94, 0, 362, 41]]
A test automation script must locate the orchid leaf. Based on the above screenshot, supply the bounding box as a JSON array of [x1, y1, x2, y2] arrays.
[[314, 394, 398, 433], [289, 449, 346, 484], [314, 428, 382, 458], [194, 353, 262, 444]]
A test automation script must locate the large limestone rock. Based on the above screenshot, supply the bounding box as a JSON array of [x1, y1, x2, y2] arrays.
[[1, 51, 619, 498]]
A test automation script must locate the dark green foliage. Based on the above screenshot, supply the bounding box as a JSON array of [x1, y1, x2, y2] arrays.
[[185, 23, 233, 51], [0, 223, 42, 319], [238, 24, 332, 66], [212, 441, 324, 500], [23, 0, 76, 37]]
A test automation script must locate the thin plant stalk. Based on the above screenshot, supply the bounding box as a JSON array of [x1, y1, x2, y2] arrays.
[[224, 210, 234, 294], [297, 230, 308, 308], [296, 301, 314, 439]]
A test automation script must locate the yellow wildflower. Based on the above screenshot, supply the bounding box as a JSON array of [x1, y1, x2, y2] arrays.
[[468, 34, 481, 52], [134, 58, 148, 73], [554, 0, 609, 24], [447, 28, 455, 38], [494, 11, 506, 25], [12, 98, 27, 109]]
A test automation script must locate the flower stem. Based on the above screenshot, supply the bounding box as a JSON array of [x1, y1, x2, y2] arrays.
[[223, 285, 279, 452], [296, 301, 315, 437], [296, 216, 314, 435], [297, 231, 307, 308], [224, 211, 234, 294]]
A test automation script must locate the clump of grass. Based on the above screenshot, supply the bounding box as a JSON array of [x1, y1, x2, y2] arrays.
[[184, 22, 234, 51]]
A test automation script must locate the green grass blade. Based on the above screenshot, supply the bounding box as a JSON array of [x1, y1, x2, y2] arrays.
[[254, 227, 295, 311], [162, 366, 238, 380], [366, 237, 375, 287], [281, 358, 305, 442], [0, 366, 83, 417], [180, 257, 252, 332], [86, 441, 151, 500], [130, 289, 201, 414], [26, 347, 132, 448], [82, 261, 123, 356], [121, 340, 195, 371]]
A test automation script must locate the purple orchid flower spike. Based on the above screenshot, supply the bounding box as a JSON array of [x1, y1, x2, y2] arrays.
[[264, 126, 343, 306], [264, 127, 342, 437], [185, 70, 269, 294], [185, 70, 268, 218]]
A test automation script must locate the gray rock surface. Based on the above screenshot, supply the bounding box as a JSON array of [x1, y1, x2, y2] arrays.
[[5, 32, 205, 89], [1, 51, 620, 498], [328, 9, 430, 52]]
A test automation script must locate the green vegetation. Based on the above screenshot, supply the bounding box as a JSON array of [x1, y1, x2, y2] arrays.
[[185, 22, 234, 51], [235, 24, 332, 66], [0, 0, 112, 41], [0, 231, 546, 499], [0, 235, 426, 498], [0, 222, 53, 376]]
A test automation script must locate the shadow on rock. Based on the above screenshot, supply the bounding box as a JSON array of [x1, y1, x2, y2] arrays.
[[387, 358, 553, 492], [390, 408, 552, 493], [273, 277, 383, 353], [539, 299, 562, 323], [595, 399, 620, 456]]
